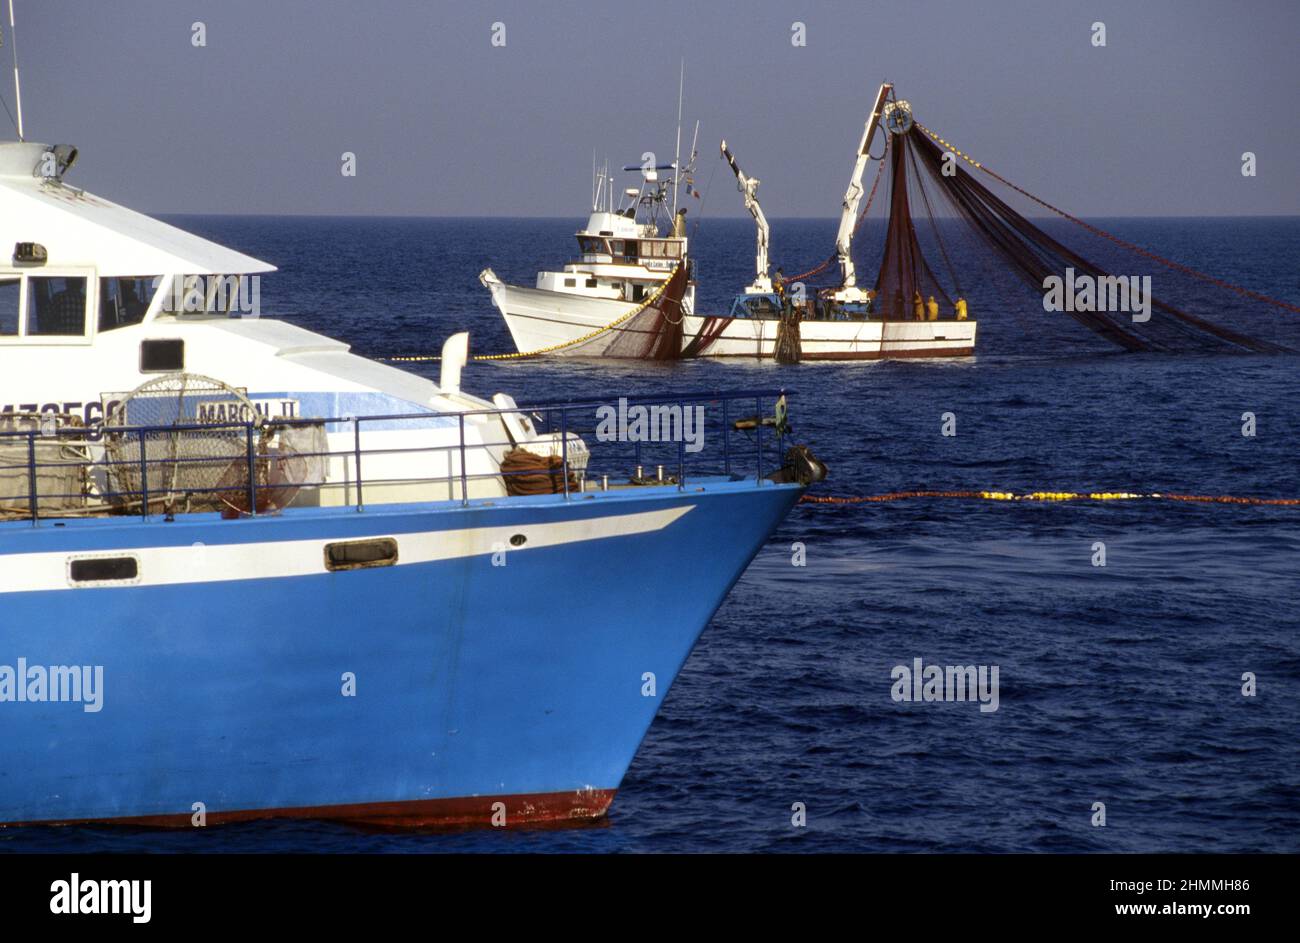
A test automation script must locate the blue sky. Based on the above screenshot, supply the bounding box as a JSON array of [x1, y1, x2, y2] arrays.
[[7, 0, 1298, 217]]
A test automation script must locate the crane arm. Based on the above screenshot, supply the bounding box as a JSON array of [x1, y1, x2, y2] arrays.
[[720, 139, 771, 292], [834, 82, 892, 292]]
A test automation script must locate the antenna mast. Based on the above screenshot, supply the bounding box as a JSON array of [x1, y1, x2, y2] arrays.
[[7, 0, 23, 140], [672, 60, 683, 217]]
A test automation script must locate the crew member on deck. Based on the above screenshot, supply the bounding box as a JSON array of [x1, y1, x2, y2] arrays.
[[912, 291, 924, 321], [955, 297, 968, 320], [926, 295, 939, 321], [773, 268, 785, 300]]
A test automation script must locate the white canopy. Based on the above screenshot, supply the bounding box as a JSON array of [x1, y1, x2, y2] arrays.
[[0, 142, 275, 276]]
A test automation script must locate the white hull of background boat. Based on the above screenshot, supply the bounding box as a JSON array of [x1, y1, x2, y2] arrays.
[[486, 277, 644, 357], [485, 272, 976, 360], [684, 315, 978, 360]]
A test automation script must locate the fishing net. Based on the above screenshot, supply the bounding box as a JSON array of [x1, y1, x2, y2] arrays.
[[591, 262, 750, 359], [0, 413, 92, 517], [596, 263, 694, 359], [863, 121, 1300, 352], [873, 133, 955, 321]]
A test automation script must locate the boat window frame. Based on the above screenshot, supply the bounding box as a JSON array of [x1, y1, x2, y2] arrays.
[[576, 235, 610, 257], [99, 274, 163, 333], [0, 273, 20, 338], [0, 267, 98, 347]]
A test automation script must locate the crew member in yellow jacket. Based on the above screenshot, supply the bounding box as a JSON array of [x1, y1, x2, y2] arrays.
[[955, 297, 969, 320], [912, 291, 924, 320], [926, 295, 939, 321]]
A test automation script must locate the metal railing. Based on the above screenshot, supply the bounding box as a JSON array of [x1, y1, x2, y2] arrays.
[[0, 388, 791, 524]]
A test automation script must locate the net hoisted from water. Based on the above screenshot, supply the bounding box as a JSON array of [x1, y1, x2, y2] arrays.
[[877, 123, 1298, 353], [873, 130, 955, 321], [596, 260, 744, 359], [597, 263, 695, 359]]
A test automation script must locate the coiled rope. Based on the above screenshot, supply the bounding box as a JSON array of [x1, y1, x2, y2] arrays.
[[915, 123, 1300, 316], [384, 264, 681, 363]]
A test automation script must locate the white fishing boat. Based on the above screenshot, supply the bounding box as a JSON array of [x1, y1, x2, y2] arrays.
[[480, 83, 975, 362], [479, 153, 697, 356]]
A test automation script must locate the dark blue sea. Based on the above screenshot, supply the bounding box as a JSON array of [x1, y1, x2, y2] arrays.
[[5, 216, 1298, 853]]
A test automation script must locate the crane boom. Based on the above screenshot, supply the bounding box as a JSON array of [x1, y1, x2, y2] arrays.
[[831, 82, 892, 302], [720, 139, 772, 294]]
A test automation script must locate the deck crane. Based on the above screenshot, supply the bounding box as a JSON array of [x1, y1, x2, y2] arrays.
[[828, 82, 893, 304], [720, 139, 773, 295]]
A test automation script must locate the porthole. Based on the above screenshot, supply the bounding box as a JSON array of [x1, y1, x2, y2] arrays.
[[69, 556, 139, 584]]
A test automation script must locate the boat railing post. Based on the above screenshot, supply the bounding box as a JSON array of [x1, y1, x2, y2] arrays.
[[560, 408, 570, 499], [138, 429, 149, 519], [26, 430, 38, 524], [723, 397, 731, 476], [245, 422, 257, 517], [458, 413, 469, 506], [755, 395, 763, 485], [677, 399, 685, 490], [353, 417, 364, 511]]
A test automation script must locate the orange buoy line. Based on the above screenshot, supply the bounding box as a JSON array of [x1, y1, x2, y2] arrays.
[[802, 491, 1300, 507]]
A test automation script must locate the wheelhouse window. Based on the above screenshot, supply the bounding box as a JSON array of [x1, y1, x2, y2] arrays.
[[0, 278, 18, 335], [577, 236, 609, 255], [26, 275, 88, 336], [640, 240, 681, 259], [99, 276, 157, 332]]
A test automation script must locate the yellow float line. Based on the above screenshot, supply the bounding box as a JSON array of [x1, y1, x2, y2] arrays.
[[979, 491, 1145, 502], [803, 490, 1299, 507], [915, 123, 983, 170]]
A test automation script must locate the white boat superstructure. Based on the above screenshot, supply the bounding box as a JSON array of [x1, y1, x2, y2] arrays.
[[480, 149, 697, 355], [0, 140, 582, 504]]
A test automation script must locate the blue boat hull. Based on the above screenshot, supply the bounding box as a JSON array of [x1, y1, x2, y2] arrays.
[[0, 479, 800, 827]]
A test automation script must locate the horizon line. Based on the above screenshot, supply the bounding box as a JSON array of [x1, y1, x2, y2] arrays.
[[150, 211, 1300, 222]]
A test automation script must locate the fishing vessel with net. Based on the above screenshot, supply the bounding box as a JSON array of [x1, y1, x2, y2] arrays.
[[0, 34, 825, 828], [477, 84, 978, 362], [677, 86, 977, 361], [478, 78, 1300, 363]]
